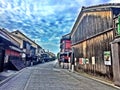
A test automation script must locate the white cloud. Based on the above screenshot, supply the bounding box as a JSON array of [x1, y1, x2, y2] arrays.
[[75, 0, 86, 5], [34, 38, 42, 42], [38, 6, 55, 16], [48, 34, 60, 41], [1, 0, 115, 54], [109, 0, 120, 3], [26, 6, 31, 16], [39, 29, 45, 34]]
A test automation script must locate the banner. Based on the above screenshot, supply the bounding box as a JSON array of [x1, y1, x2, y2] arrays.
[[79, 58, 89, 64]]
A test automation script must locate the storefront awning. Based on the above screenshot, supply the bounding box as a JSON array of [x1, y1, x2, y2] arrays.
[[9, 59, 25, 70]]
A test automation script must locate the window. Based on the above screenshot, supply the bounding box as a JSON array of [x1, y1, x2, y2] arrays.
[[116, 16, 120, 36]]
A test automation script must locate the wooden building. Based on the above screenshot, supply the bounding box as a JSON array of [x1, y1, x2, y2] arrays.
[[58, 34, 72, 67], [70, 3, 120, 80], [0, 28, 24, 71], [11, 30, 42, 56], [11, 30, 43, 66], [111, 14, 120, 86], [60, 34, 72, 59], [60, 34, 71, 53]]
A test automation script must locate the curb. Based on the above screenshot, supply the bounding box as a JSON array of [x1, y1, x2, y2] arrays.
[[0, 68, 27, 86], [62, 69, 120, 90], [74, 71, 120, 89], [0, 73, 16, 86]]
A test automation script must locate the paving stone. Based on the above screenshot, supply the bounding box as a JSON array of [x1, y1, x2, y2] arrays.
[[0, 61, 119, 90]]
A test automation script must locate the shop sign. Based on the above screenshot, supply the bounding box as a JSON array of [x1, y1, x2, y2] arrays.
[[85, 58, 89, 64], [104, 51, 111, 65], [79, 58, 83, 64]]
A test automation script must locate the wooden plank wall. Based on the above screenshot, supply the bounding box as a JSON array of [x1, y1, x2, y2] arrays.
[[71, 11, 112, 44], [73, 30, 113, 78], [72, 10, 114, 79]]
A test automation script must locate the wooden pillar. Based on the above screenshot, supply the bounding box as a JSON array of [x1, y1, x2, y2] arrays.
[[111, 42, 120, 86], [0, 48, 5, 72]]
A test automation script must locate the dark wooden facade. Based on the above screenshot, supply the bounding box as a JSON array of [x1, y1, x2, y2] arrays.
[[70, 3, 120, 79], [0, 29, 23, 71]]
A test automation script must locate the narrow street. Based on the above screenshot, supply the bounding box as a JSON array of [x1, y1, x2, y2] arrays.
[[0, 61, 119, 90]]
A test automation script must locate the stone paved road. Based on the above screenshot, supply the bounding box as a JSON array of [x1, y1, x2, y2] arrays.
[[0, 61, 119, 90]]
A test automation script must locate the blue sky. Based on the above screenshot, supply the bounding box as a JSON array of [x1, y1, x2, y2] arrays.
[[0, 0, 119, 54]]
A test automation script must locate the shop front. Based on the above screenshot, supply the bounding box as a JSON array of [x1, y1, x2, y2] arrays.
[[0, 29, 23, 71]]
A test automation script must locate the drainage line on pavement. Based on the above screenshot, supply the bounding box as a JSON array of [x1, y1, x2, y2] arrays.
[[23, 70, 33, 90], [0, 68, 27, 86]]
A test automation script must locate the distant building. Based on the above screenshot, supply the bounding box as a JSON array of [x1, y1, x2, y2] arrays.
[[10, 30, 43, 66], [59, 33, 72, 63], [60, 33, 71, 53], [11, 30, 42, 56]]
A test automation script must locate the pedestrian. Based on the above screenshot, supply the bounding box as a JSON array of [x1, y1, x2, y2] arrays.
[[22, 53, 26, 65]]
